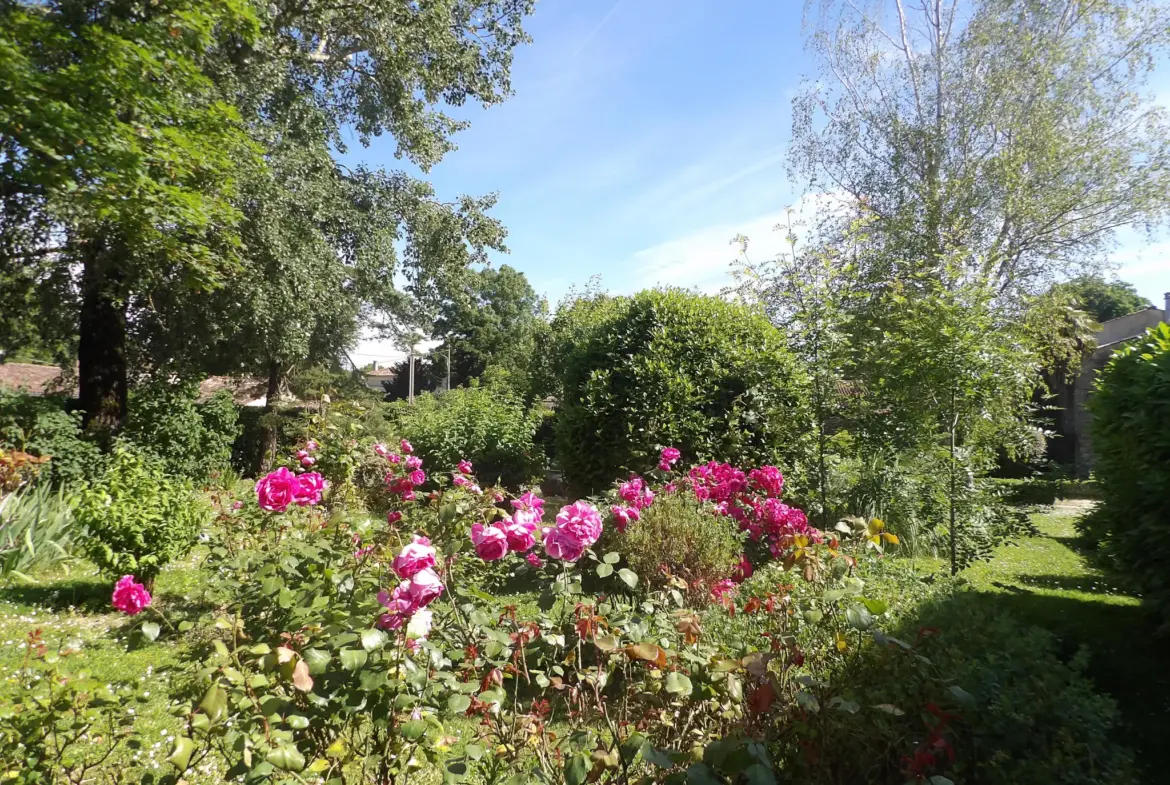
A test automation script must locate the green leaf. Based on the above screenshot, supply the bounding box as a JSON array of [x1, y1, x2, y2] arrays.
[[303, 648, 331, 675], [618, 568, 638, 587], [444, 761, 468, 784], [141, 622, 160, 642], [564, 754, 590, 785], [465, 743, 486, 761], [744, 763, 777, 785], [845, 604, 874, 631], [619, 733, 647, 764], [198, 684, 228, 725], [860, 597, 888, 615], [339, 649, 368, 670], [822, 589, 845, 603], [665, 671, 693, 696], [266, 744, 306, 772], [727, 674, 744, 702], [803, 609, 824, 624], [286, 714, 310, 730], [643, 746, 677, 768], [447, 694, 471, 714], [596, 563, 613, 578], [361, 628, 387, 651], [167, 737, 195, 770], [686, 763, 722, 785], [843, 576, 864, 596], [604, 551, 620, 564], [401, 719, 427, 741]]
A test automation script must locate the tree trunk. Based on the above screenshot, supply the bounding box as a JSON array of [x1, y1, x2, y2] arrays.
[[78, 236, 129, 447], [256, 360, 282, 475]]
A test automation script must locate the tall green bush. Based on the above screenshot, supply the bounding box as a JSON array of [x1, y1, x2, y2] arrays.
[[73, 447, 208, 584], [122, 382, 240, 483], [385, 377, 545, 489], [1086, 322, 1170, 632], [0, 391, 105, 486], [555, 289, 812, 494]]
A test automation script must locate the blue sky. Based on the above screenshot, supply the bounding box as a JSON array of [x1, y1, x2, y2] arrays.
[[348, 0, 1169, 363]]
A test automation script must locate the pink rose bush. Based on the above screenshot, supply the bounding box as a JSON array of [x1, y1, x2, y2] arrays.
[[111, 575, 152, 615], [618, 476, 655, 510]]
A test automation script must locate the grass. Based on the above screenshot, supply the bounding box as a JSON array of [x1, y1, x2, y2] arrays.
[[957, 500, 1170, 780], [0, 555, 229, 782]]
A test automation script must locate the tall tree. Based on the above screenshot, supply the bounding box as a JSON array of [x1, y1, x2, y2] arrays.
[[1053, 275, 1153, 323], [431, 264, 544, 393], [793, 0, 1170, 298], [0, 0, 259, 441]]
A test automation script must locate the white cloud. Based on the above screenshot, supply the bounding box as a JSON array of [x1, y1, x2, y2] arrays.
[[623, 190, 854, 293]]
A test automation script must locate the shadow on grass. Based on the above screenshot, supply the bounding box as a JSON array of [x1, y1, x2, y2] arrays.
[[964, 587, 1170, 779], [0, 577, 111, 612], [1015, 573, 1128, 593]]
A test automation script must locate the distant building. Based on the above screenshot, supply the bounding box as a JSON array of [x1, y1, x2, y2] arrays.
[[361, 362, 397, 393], [1052, 292, 1169, 477]]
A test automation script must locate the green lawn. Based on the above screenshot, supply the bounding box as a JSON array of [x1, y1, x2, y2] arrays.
[[958, 500, 1170, 780]]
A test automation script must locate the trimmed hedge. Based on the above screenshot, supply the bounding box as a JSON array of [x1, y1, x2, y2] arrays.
[[555, 289, 812, 494], [1086, 322, 1170, 632]]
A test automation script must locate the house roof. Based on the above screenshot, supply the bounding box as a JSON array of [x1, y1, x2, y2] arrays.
[[0, 363, 72, 396], [0, 364, 271, 406], [364, 367, 397, 377]]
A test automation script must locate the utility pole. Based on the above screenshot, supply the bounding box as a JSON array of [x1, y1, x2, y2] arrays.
[[446, 343, 452, 392], [408, 346, 415, 405]]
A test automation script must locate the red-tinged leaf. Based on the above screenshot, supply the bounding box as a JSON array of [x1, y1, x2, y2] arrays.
[[291, 659, 313, 692]]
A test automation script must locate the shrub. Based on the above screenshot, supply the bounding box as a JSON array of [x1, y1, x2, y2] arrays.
[[73, 447, 208, 583], [122, 381, 240, 483], [555, 289, 812, 495], [795, 593, 1137, 785], [0, 390, 104, 486], [605, 492, 744, 596], [385, 378, 545, 489], [1087, 322, 1170, 631]]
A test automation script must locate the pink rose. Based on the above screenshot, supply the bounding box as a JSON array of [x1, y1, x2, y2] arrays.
[[494, 492, 505, 503], [610, 505, 639, 533], [469, 484, 482, 494], [405, 455, 423, 471], [542, 526, 586, 562], [389, 453, 401, 464], [294, 472, 327, 506], [512, 492, 544, 513], [661, 447, 681, 464], [749, 466, 784, 498], [618, 477, 642, 504], [526, 552, 544, 568], [556, 501, 603, 547], [257, 467, 300, 512], [374, 443, 390, 458], [300, 455, 316, 468], [393, 535, 436, 580], [111, 575, 152, 616], [305, 440, 319, 452], [513, 507, 542, 529], [408, 469, 426, 487], [401, 439, 414, 454], [387, 510, 403, 525], [457, 459, 474, 475], [471, 523, 509, 561], [295, 449, 309, 460], [453, 475, 470, 487], [710, 579, 737, 602], [732, 555, 753, 583], [501, 514, 537, 552], [231, 500, 243, 510], [404, 568, 444, 607]]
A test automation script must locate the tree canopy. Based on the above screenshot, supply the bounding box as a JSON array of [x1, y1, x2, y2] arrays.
[[1053, 275, 1153, 323]]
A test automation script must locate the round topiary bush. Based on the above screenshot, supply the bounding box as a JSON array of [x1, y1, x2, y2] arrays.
[[73, 446, 208, 585], [555, 289, 812, 494]]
